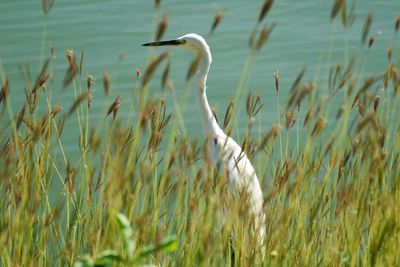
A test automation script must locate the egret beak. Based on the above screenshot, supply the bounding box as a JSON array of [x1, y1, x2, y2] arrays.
[[142, 39, 186, 46]]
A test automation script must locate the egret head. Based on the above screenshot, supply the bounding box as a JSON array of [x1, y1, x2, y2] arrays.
[[142, 33, 211, 56]]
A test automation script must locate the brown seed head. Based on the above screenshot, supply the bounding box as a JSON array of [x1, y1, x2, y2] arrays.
[[187, 52, 203, 81], [259, 0, 274, 23], [42, 0, 54, 15], [396, 16, 400, 33], [362, 13, 372, 44], [255, 23, 276, 51], [274, 69, 279, 93], [210, 8, 224, 34], [156, 14, 169, 41], [0, 79, 10, 104], [331, 0, 344, 21], [311, 116, 326, 136], [51, 105, 62, 117], [68, 92, 88, 117], [304, 108, 313, 126], [168, 81, 174, 93], [373, 95, 380, 112], [103, 72, 110, 96], [136, 67, 141, 79], [285, 110, 297, 130], [87, 74, 94, 90], [142, 52, 168, 87], [368, 35, 375, 48], [162, 61, 170, 89], [107, 95, 121, 120]]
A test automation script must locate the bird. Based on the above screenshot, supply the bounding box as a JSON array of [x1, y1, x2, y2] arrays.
[[143, 33, 265, 257]]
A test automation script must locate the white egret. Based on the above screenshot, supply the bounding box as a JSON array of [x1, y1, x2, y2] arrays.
[[143, 33, 265, 255]]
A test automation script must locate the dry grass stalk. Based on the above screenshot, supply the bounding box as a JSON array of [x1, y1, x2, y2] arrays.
[[79, 50, 84, 77]]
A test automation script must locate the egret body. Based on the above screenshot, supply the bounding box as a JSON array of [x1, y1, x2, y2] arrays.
[[143, 33, 265, 252]]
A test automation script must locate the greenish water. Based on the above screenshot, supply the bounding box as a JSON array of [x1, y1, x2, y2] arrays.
[[0, 0, 398, 154]]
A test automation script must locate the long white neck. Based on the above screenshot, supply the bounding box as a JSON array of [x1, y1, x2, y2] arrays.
[[195, 49, 222, 136]]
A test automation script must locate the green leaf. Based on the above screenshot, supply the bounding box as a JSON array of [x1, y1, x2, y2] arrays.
[[95, 250, 123, 263], [138, 235, 178, 259], [115, 213, 135, 254], [116, 213, 131, 230], [74, 255, 94, 267]]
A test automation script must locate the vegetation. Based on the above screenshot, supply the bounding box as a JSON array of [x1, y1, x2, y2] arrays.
[[0, 0, 399, 266]]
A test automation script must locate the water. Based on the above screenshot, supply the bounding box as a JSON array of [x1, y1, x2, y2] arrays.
[[0, 0, 398, 154]]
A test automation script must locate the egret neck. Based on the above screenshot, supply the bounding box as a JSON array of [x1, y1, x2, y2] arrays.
[[195, 49, 221, 136]]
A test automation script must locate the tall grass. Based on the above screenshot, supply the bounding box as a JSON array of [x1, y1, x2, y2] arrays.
[[1, 0, 400, 266]]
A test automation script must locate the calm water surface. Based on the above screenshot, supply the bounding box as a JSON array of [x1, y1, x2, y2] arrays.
[[0, 0, 398, 154]]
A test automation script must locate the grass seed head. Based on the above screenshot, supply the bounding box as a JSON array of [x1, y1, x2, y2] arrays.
[[42, 0, 54, 15], [87, 74, 94, 90], [304, 108, 313, 125], [0, 79, 10, 104], [142, 52, 168, 87], [107, 95, 121, 120], [396, 15, 400, 33], [187, 52, 202, 81], [136, 67, 141, 79], [103, 72, 110, 96], [362, 13, 372, 45], [210, 8, 223, 34], [63, 50, 78, 88], [274, 69, 279, 93], [68, 92, 88, 117], [368, 35, 375, 48], [156, 14, 169, 41], [259, 0, 274, 23], [255, 23, 276, 51], [162, 61, 170, 90], [285, 110, 297, 130], [311, 116, 326, 136]]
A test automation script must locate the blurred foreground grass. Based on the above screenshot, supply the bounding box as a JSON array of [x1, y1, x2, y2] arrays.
[[1, 1, 400, 266]]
